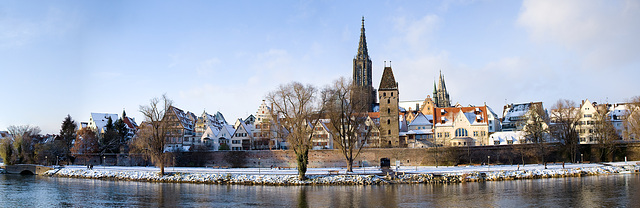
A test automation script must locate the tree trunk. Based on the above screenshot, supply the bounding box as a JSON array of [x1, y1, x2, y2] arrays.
[[160, 162, 165, 175], [346, 158, 353, 172], [296, 149, 309, 180]]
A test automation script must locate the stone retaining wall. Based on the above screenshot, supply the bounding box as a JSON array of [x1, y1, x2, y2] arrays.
[[72, 143, 640, 168]]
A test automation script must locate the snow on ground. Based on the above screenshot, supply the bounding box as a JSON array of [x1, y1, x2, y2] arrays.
[[42, 161, 640, 185]]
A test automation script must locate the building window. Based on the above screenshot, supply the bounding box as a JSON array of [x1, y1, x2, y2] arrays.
[[388, 130, 391, 134], [444, 132, 450, 138], [454, 128, 468, 137], [387, 119, 390, 124], [473, 131, 478, 137], [383, 92, 386, 96], [387, 99, 390, 104], [391, 92, 394, 96], [387, 108, 390, 113]]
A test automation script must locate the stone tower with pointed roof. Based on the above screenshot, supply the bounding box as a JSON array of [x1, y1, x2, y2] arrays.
[[379, 65, 400, 147], [433, 71, 451, 107], [353, 17, 376, 111]]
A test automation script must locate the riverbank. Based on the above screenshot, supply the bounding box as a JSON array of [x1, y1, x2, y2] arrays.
[[43, 162, 640, 185]]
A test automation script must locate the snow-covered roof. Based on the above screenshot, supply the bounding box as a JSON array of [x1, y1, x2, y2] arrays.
[[608, 104, 629, 121], [215, 111, 228, 125], [489, 131, 524, 145], [218, 125, 235, 138], [170, 107, 194, 131], [123, 116, 138, 130], [398, 100, 423, 112], [201, 125, 220, 139], [90, 113, 119, 132], [233, 119, 252, 136], [503, 104, 529, 121], [434, 106, 488, 127], [406, 129, 433, 135], [408, 113, 432, 126]]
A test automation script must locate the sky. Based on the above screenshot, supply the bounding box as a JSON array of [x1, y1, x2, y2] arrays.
[[1, 0, 639, 134]]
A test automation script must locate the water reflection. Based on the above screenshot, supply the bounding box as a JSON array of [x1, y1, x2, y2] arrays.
[[0, 174, 638, 207]]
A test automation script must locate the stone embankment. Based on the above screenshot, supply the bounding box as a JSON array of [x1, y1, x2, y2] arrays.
[[43, 164, 639, 185]]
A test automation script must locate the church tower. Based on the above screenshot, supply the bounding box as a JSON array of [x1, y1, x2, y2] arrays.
[[379, 65, 400, 147], [433, 71, 451, 107], [353, 17, 376, 111]]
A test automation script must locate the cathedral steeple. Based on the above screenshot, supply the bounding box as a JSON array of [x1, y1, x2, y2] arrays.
[[357, 16, 369, 59], [434, 70, 451, 107], [353, 17, 375, 111]]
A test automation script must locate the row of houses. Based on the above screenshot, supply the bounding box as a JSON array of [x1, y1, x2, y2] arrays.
[[78, 96, 637, 153]]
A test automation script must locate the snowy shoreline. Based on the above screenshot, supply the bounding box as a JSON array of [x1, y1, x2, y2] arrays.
[[42, 162, 640, 185]]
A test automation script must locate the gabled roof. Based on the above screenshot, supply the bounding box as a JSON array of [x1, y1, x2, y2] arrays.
[[90, 113, 119, 131], [170, 106, 194, 130], [502, 102, 544, 121], [379, 66, 397, 90], [218, 125, 235, 138], [233, 120, 252, 137], [409, 113, 432, 126], [202, 125, 220, 138], [434, 106, 488, 126], [123, 117, 138, 130]]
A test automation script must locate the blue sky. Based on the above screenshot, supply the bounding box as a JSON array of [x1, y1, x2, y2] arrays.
[[1, 0, 639, 134]]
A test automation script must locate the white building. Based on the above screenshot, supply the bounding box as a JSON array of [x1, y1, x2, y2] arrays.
[[490, 131, 524, 145], [231, 119, 253, 150], [502, 102, 545, 131], [311, 120, 333, 150], [405, 112, 433, 148], [87, 113, 119, 135], [200, 125, 221, 150], [434, 105, 496, 146]]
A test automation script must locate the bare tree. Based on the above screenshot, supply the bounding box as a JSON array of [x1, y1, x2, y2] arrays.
[[131, 94, 173, 175], [8, 125, 41, 164], [550, 99, 581, 163], [592, 105, 619, 162], [71, 128, 100, 162], [521, 103, 550, 166], [0, 138, 13, 165], [266, 82, 326, 180], [624, 96, 640, 140], [324, 77, 371, 172]]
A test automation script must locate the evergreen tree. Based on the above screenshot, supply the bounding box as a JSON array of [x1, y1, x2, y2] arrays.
[[100, 117, 119, 153], [60, 115, 77, 161], [114, 118, 128, 146]]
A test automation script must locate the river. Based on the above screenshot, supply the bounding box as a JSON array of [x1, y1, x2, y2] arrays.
[[1, 174, 638, 207]]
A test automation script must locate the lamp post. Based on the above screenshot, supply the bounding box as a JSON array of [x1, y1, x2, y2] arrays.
[[488, 156, 491, 172], [258, 158, 261, 174], [103, 156, 106, 169], [45, 156, 48, 166], [56, 156, 59, 166]]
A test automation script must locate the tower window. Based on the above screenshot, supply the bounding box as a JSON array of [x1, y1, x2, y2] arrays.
[[387, 108, 390, 113], [391, 92, 394, 96], [388, 130, 391, 134], [387, 99, 390, 104], [387, 119, 390, 124], [383, 92, 386, 96]]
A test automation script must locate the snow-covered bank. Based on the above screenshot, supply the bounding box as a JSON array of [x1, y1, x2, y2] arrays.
[[43, 162, 640, 185]]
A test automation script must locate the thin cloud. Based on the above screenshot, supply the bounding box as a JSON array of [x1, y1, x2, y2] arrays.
[[517, 0, 640, 70]]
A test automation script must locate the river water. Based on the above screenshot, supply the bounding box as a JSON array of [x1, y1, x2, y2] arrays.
[[1, 174, 638, 207]]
